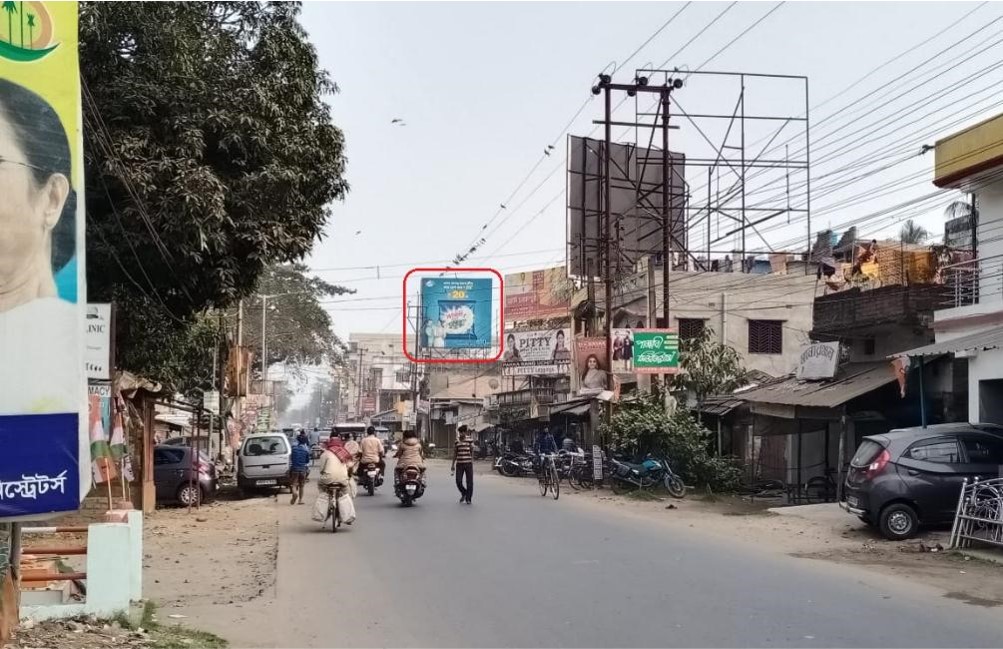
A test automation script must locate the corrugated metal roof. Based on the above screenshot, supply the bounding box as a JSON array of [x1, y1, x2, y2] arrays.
[[889, 327, 1003, 358], [698, 397, 746, 417], [736, 362, 896, 409]]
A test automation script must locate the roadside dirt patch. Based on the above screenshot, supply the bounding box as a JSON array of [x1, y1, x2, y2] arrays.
[[143, 494, 278, 607]]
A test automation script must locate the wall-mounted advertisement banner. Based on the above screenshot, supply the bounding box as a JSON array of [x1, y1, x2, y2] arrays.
[[502, 328, 572, 376], [85, 303, 112, 380], [504, 266, 573, 322], [575, 337, 610, 395], [611, 328, 635, 375], [632, 329, 680, 374], [421, 277, 493, 349], [0, 1, 89, 518]]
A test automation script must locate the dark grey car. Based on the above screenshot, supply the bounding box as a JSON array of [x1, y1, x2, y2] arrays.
[[842, 423, 1003, 540], [154, 445, 219, 506]]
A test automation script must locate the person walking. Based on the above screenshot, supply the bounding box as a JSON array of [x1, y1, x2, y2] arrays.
[[290, 433, 311, 505], [451, 425, 475, 504]]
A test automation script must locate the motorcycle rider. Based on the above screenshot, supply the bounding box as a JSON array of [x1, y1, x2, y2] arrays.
[[359, 425, 386, 481], [394, 429, 425, 484], [343, 431, 362, 472]]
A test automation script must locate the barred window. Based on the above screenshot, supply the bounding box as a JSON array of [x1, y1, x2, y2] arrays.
[[748, 320, 783, 354], [678, 318, 705, 341]]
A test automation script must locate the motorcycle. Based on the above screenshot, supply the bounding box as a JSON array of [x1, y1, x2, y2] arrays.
[[496, 451, 536, 477], [394, 465, 426, 506], [357, 462, 384, 496], [608, 454, 686, 498]]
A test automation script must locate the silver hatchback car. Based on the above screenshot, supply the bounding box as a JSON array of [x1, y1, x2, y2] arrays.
[[238, 432, 292, 492]]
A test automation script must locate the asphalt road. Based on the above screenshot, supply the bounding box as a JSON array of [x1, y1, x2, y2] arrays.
[[192, 461, 1003, 648]]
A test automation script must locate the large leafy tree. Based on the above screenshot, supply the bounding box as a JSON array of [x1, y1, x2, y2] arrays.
[[236, 263, 351, 377], [674, 327, 747, 406], [80, 2, 348, 381]]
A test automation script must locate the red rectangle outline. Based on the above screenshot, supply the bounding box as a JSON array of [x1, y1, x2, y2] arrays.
[[402, 268, 505, 364]]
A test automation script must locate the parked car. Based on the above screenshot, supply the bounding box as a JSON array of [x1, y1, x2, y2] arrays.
[[237, 432, 292, 493], [154, 445, 218, 506], [842, 423, 1003, 540]]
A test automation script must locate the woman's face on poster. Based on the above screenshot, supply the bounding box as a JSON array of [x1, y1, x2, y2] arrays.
[[0, 104, 69, 296]]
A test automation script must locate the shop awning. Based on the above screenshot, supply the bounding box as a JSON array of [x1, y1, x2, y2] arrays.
[[549, 398, 592, 417], [889, 327, 1003, 359], [737, 362, 896, 409]]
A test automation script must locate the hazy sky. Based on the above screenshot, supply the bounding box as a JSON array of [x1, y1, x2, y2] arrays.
[[302, 1, 990, 339]]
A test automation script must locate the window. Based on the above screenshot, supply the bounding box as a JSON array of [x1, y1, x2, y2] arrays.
[[907, 440, 961, 464], [961, 435, 1003, 464], [243, 435, 288, 456], [678, 318, 705, 341], [748, 320, 783, 354], [864, 338, 876, 355], [154, 448, 184, 466]]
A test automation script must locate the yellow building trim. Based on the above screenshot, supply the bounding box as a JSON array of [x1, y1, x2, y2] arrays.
[[934, 112, 1003, 188]]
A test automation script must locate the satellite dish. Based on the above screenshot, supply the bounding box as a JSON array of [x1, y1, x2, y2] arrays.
[[488, 379, 499, 389]]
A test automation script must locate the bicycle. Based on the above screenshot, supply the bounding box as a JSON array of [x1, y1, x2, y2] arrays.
[[537, 453, 560, 500], [325, 484, 345, 533]]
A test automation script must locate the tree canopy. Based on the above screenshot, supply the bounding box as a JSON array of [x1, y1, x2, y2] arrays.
[[674, 327, 748, 406], [79, 1, 348, 383]]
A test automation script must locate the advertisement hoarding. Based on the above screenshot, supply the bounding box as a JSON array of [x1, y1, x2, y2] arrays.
[[574, 337, 610, 395], [632, 329, 680, 375], [796, 341, 840, 380], [0, 1, 89, 518], [504, 266, 573, 322], [420, 277, 493, 349], [502, 328, 572, 376]]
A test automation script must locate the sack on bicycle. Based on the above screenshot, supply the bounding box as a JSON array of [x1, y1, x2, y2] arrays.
[[311, 493, 328, 522]]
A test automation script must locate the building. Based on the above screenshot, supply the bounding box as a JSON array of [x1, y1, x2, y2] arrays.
[[344, 333, 414, 423], [895, 112, 1003, 425], [600, 257, 820, 378]]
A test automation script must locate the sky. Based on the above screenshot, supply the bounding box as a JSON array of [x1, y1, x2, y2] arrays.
[[301, 1, 993, 340]]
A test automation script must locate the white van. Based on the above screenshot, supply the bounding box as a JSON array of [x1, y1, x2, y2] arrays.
[[238, 432, 292, 492]]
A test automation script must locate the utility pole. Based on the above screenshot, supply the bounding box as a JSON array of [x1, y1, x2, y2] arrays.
[[261, 296, 268, 384], [602, 78, 613, 378], [660, 86, 672, 332], [355, 347, 365, 422]]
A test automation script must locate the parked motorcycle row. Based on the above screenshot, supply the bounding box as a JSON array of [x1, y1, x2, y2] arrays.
[[493, 447, 687, 498]]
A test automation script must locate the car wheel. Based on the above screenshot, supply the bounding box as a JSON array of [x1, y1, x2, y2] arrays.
[[177, 483, 203, 506], [879, 503, 918, 540]]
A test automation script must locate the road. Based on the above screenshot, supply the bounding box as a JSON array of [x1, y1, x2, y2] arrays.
[[176, 461, 1003, 648]]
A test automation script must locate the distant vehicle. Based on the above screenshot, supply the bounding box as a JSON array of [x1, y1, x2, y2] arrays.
[[237, 432, 292, 493], [842, 423, 1003, 540], [154, 445, 218, 506], [332, 422, 367, 439]]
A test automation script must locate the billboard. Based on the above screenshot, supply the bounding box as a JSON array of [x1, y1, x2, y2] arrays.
[[502, 328, 572, 377], [0, 1, 89, 518], [567, 135, 686, 278], [574, 337, 610, 396], [504, 266, 573, 322], [420, 277, 493, 349], [632, 329, 680, 375]]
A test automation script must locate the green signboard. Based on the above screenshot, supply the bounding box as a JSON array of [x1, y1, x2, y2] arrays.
[[632, 329, 680, 374]]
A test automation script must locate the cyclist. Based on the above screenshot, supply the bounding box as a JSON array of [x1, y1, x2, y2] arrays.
[[533, 426, 558, 476]]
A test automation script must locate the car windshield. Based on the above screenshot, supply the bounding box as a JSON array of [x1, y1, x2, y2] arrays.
[[244, 436, 287, 456], [850, 440, 884, 467]]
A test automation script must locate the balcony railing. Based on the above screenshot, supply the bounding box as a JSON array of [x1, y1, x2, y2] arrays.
[[940, 259, 1003, 309]]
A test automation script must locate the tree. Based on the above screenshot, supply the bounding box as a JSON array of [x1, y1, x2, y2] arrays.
[[236, 263, 351, 378], [899, 219, 929, 244], [3, 1, 15, 45], [598, 393, 742, 491], [674, 327, 747, 406], [944, 199, 974, 221], [80, 2, 348, 379]]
